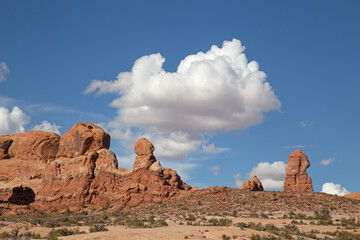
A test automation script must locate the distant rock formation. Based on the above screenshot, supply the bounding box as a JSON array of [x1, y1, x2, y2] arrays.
[[0, 123, 191, 210], [343, 193, 360, 201], [240, 176, 264, 191], [284, 149, 314, 192]]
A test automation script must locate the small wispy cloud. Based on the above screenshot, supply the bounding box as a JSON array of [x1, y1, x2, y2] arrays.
[[283, 145, 305, 149], [202, 143, 229, 154], [283, 145, 312, 149], [0, 62, 9, 82], [300, 120, 313, 127], [209, 165, 219, 176], [320, 158, 335, 166]]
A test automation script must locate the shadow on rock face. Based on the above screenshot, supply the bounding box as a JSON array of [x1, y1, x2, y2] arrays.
[[8, 186, 35, 205]]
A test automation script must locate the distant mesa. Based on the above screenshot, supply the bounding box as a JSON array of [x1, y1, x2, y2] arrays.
[[0, 123, 191, 210], [284, 149, 314, 192], [240, 176, 264, 191]]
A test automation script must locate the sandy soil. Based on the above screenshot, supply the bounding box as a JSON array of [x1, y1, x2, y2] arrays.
[[1, 214, 359, 240]]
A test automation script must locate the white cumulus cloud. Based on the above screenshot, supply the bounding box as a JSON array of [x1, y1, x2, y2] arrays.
[[247, 161, 286, 190], [0, 62, 10, 82], [85, 39, 280, 160], [321, 182, 350, 196], [0, 106, 30, 135], [320, 158, 334, 166], [32, 120, 61, 135]]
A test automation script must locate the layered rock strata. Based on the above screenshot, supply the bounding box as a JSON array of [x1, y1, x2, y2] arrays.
[[284, 149, 314, 192], [0, 123, 191, 209]]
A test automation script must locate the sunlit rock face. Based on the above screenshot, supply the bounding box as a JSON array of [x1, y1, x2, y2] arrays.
[[0, 123, 191, 210], [284, 149, 314, 192]]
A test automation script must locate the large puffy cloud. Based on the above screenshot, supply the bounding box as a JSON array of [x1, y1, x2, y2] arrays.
[[321, 182, 350, 196], [0, 62, 9, 82], [85, 39, 280, 160], [247, 161, 286, 190], [0, 106, 30, 135], [32, 120, 61, 135]]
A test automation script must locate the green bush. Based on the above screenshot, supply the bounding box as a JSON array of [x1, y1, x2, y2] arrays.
[[47, 228, 74, 240]]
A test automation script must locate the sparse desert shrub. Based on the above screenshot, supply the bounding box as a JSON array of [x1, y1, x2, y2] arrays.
[[340, 217, 360, 228], [207, 218, 232, 227], [219, 218, 232, 227], [47, 228, 79, 240], [186, 214, 196, 221], [250, 234, 261, 240], [89, 224, 109, 232], [222, 234, 230, 240], [314, 208, 331, 220], [230, 210, 238, 217], [264, 223, 278, 232], [236, 222, 247, 229], [251, 223, 265, 231], [337, 230, 360, 240], [111, 207, 123, 216], [284, 224, 299, 234]]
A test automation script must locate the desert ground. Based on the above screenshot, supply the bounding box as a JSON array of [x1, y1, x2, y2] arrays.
[[1, 189, 359, 240]]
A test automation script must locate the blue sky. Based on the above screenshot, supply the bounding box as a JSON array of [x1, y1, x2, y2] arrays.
[[1, 1, 359, 194]]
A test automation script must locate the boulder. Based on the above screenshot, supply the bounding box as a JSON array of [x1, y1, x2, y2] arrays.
[[7, 131, 60, 162], [284, 149, 314, 192], [57, 123, 110, 158], [133, 138, 156, 171]]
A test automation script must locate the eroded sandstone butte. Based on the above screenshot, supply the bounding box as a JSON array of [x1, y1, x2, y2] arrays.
[[284, 149, 314, 192], [0, 123, 191, 210], [240, 176, 264, 191]]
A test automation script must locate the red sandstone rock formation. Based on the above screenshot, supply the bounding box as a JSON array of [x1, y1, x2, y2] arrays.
[[0, 123, 191, 209], [284, 149, 314, 192], [133, 138, 156, 171], [240, 176, 264, 191], [344, 193, 360, 201], [56, 123, 110, 158], [1, 131, 60, 162]]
